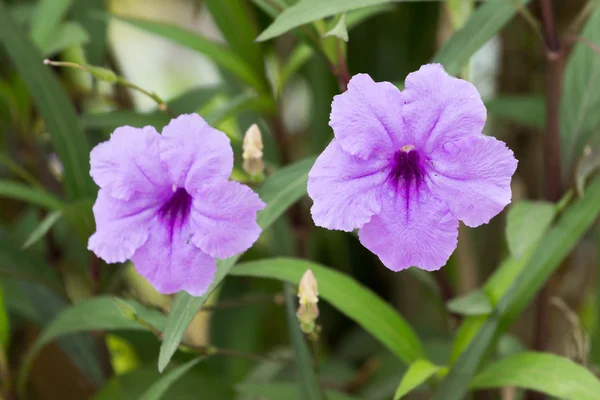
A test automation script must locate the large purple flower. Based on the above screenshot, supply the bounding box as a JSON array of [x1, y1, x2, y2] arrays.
[[308, 64, 517, 271], [88, 114, 265, 296]]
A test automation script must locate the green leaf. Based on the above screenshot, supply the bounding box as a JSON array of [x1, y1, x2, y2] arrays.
[[324, 14, 349, 42], [140, 358, 205, 400], [236, 383, 359, 400], [18, 296, 166, 395], [446, 290, 493, 317], [0, 179, 63, 210], [21, 210, 62, 249], [394, 359, 440, 400], [115, 15, 267, 92], [576, 147, 600, 197], [505, 200, 556, 259], [41, 22, 90, 56], [283, 284, 323, 399], [0, 284, 10, 349], [433, 0, 531, 75], [256, 0, 422, 42], [471, 352, 600, 400], [561, 6, 600, 175], [71, 0, 108, 64], [230, 258, 426, 364], [61, 197, 95, 245], [236, 349, 292, 400], [433, 176, 600, 400], [158, 157, 315, 372], [81, 111, 170, 132], [204, 0, 267, 88], [0, 5, 95, 199], [30, 0, 72, 50], [485, 95, 545, 129]]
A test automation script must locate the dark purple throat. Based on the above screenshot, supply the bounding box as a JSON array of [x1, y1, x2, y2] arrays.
[[389, 147, 424, 190], [159, 187, 192, 232]]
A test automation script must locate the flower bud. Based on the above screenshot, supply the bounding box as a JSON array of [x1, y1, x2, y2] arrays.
[[242, 124, 264, 177], [297, 270, 319, 335]]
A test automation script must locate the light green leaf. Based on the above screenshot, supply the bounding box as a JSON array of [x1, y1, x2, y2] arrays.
[[115, 15, 267, 92], [0, 284, 10, 349], [42, 22, 90, 56], [446, 290, 493, 317], [18, 297, 166, 394], [283, 284, 323, 399], [158, 157, 315, 372], [505, 200, 556, 259], [21, 210, 62, 250], [433, 0, 531, 76], [140, 358, 205, 400], [394, 359, 440, 400], [30, 0, 72, 49], [0, 5, 95, 199], [485, 95, 545, 129], [471, 352, 600, 400], [230, 258, 426, 364], [236, 383, 360, 400], [324, 14, 348, 42], [257, 0, 427, 41], [561, 6, 600, 175], [0, 180, 63, 210], [576, 146, 600, 196], [433, 176, 600, 400]]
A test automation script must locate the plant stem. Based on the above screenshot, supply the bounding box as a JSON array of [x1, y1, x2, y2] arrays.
[[529, 1, 564, 398]]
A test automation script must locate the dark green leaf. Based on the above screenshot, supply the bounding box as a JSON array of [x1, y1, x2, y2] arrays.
[[61, 197, 95, 245], [561, 6, 600, 175], [0, 180, 63, 210], [0, 5, 95, 199], [21, 210, 62, 249], [158, 157, 315, 372], [394, 359, 440, 400], [236, 383, 360, 400], [433, 0, 531, 75], [230, 258, 426, 365], [505, 200, 556, 259], [471, 352, 600, 400], [140, 358, 205, 400], [115, 15, 267, 92], [71, 0, 108, 64], [433, 176, 600, 399], [485, 95, 545, 129], [30, 0, 72, 50], [446, 290, 493, 317]]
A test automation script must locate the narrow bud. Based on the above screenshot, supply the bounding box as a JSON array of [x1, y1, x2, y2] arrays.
[[297, 270, 320, 336], [242, 124, 264, 178]]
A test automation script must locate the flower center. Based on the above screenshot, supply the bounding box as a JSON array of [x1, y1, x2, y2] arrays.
[[159, 187, 192, 232], [390, 145, 424, 189]]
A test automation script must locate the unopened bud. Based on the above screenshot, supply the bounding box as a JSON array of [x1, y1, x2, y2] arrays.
[[242, 124, 264, 177], [297, 270, 319, 335], [87, 65, 118, 83]]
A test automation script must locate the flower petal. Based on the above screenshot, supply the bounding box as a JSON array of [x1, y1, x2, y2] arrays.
[[330, 74, 404, 159], [90, 126, 168, 200], [428, 134, 517, 227], [88, 189, 160, 263], [160, 114, 233, 190], [402, 64, 486, 153], [308, 140, 389, 231], [189, 181, 265, 259], [358, 187, 458, 271], [131, 218, 216, 296]]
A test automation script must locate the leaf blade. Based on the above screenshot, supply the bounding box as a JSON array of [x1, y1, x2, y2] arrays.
[[140, 358, 205, 400], [394, 359, 440, 400], [21, 210, 62, 250]]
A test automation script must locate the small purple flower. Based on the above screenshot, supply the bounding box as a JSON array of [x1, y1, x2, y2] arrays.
[[88, 114, 265, 296], [308, 64, 518, 271]]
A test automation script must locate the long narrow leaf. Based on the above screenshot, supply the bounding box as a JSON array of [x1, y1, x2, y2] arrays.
[[0, 180, 63, 210], [140, 358, 205, 400]]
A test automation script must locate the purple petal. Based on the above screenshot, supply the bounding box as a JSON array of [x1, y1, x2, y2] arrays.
[[358, 186, 458, 271], [160, 114, 233, 190], [308, 140, 389, 231], [90, 126, 169, 200], [330, 74, 405, 159], [131, 217, 216, 296], [402, 64, 486, 153], [428, 134, 517, 227], [189, 181, 265, 259], [88, 189, 161, 263]]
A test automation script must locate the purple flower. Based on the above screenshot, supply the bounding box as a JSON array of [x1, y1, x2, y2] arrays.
[[308, 64, 517, 271], [88, 114, 265, 296]]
